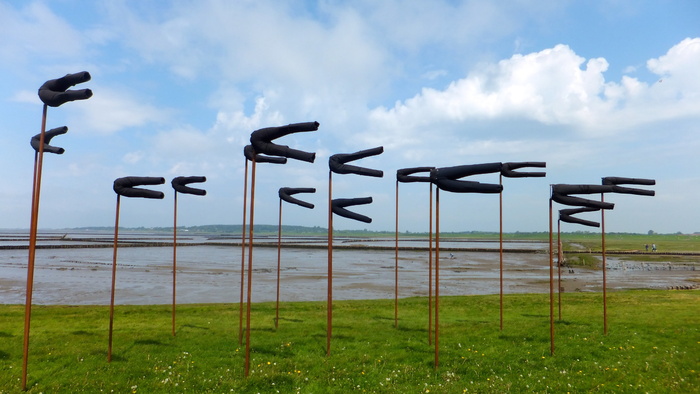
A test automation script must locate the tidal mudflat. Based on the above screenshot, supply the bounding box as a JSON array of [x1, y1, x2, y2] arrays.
[[1, 231, 697, 305]]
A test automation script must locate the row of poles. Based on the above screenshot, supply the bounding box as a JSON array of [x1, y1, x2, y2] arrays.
[[20, 71, 656, 390]]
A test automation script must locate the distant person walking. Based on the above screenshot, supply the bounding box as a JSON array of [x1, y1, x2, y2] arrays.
[[652, 243, 657, 252], [645, 244, 649, 252]]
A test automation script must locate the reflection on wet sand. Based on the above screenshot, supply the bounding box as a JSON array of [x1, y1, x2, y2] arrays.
[[0, 232, 697, 305]]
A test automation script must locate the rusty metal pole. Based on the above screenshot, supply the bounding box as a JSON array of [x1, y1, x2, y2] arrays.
[[428, 183, 433, 346], [557, 218, 562, 321], [549, 195, 555, 355], [327, 170, 333, 356], [394, 180, 399, 328], [276, 198, 283, 329], [238, 159, 249, 345], [172, 191, 178, 336], [108, 195, 121, 363], [499, 174, 504, 331], [244, 158, 256, 377], [434, 188, 440, 369], [601, 194, 608, 335], [21, 104, 48, 391]]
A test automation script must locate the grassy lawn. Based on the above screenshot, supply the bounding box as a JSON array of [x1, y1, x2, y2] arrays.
[[1, 291, 698, 393]]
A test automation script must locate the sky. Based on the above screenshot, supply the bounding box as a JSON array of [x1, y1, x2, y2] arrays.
[[1, 0, 699, 234]]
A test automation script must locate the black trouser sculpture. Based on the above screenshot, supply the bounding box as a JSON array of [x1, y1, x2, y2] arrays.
[[328, 147, 384, 356], [23, 72, 92, 391], [239, 145, 286, 345], [244, 122, 318, 377], [550, 184, 618, 355], [109, 177, 165, 362], [395, 167, 434, 334], [598, 177, 655, 334], [171, 176, 207, 336], [498, 162, 546, 330], [429, 163, 503, 369], [557, 206, 600, 320], [276, 187, 315, 328], [498, 161, 547, 330], [550, 179, 654, 352]]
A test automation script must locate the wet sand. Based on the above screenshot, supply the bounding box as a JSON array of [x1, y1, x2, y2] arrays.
[[1, 241, 697, 305]]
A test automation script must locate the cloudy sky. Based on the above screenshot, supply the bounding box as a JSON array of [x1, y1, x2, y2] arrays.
[[1, 0, 698, 234]]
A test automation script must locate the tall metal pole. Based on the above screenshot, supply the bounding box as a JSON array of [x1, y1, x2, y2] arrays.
[[22, 104, 48, 391], [327, 171, 333, 356], [394, 180, 399, 328], [601, 194, 608, 335], [499, 174, 504, 330], [172, 192, 178, 336], [548, 195, 555, 355], [428, 183, 433, 346], [238, 159, 249, 345], [557, 218, 562, 321], [244, 158, 256, 377], [434, 188, 440, 369], [276, 198, 283, 329], [108, 195, 121, 363]]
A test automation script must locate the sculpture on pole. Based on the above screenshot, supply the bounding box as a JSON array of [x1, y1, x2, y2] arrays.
[[549, 183, 615, 355], [22, 72, 92, 391], [599, 177, 655, 334], [244, 122, 318, 377], [276, 187, 316, 328], [109, 176, 165, 362], [171, 176, 207, 336], [238, 145, 287, 345], [429, 163, 503, 369], [557, 206, 600, 320], [395, 167, 434, 334], [498, 162, 546, 330], [327, 146, 383, 356]]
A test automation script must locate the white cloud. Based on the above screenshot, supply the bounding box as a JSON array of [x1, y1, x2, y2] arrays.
[[68, 85, 169, 135], [0, 2, 86, 66], [364, 40, 700, 151]]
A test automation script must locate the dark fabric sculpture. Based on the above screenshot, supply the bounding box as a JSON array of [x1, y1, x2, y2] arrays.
[[559, 207, 601, 227], [171, 176, 207, 196], [30, 126, 68, 154], [113, 176, 165, 199], [38, 71, 93, 107], [550, 184, 616, 210], [332, 197, 373, 223], [502, 162, 547, 178], [279, 187, 316, 209], [329, 147, 384, 177], [243, 144, 287, 164], [396, 166, 434, 183], [329, 146, 384, 223], [602, 177, 656, 196], [250, 122, 318, 163], [430, 163, 503, 193]]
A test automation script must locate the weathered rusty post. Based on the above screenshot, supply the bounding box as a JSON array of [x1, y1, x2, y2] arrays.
[[276, 187, 315, 328], [109, 177, 166, 362], [599, 177, 655, 335], [551, 183, 617, 353], [327, 147, 384, 356], [498, 162, 546, 330], [429, 163, 503, 368], [239, 146, 286, 345], [245, 122, 318, 376], [395, 167, 434, 330], [171, 176, 206, 336], [22, 72, 92, 391]]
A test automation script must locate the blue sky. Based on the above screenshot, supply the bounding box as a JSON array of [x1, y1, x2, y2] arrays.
[[1, 0, 698, 234]]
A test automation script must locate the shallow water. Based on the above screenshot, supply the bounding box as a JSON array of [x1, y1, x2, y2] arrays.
[[0, 232, 697, 305]]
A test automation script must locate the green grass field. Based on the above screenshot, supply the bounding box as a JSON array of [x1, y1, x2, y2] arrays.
[[1, 291, 698, 393]]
